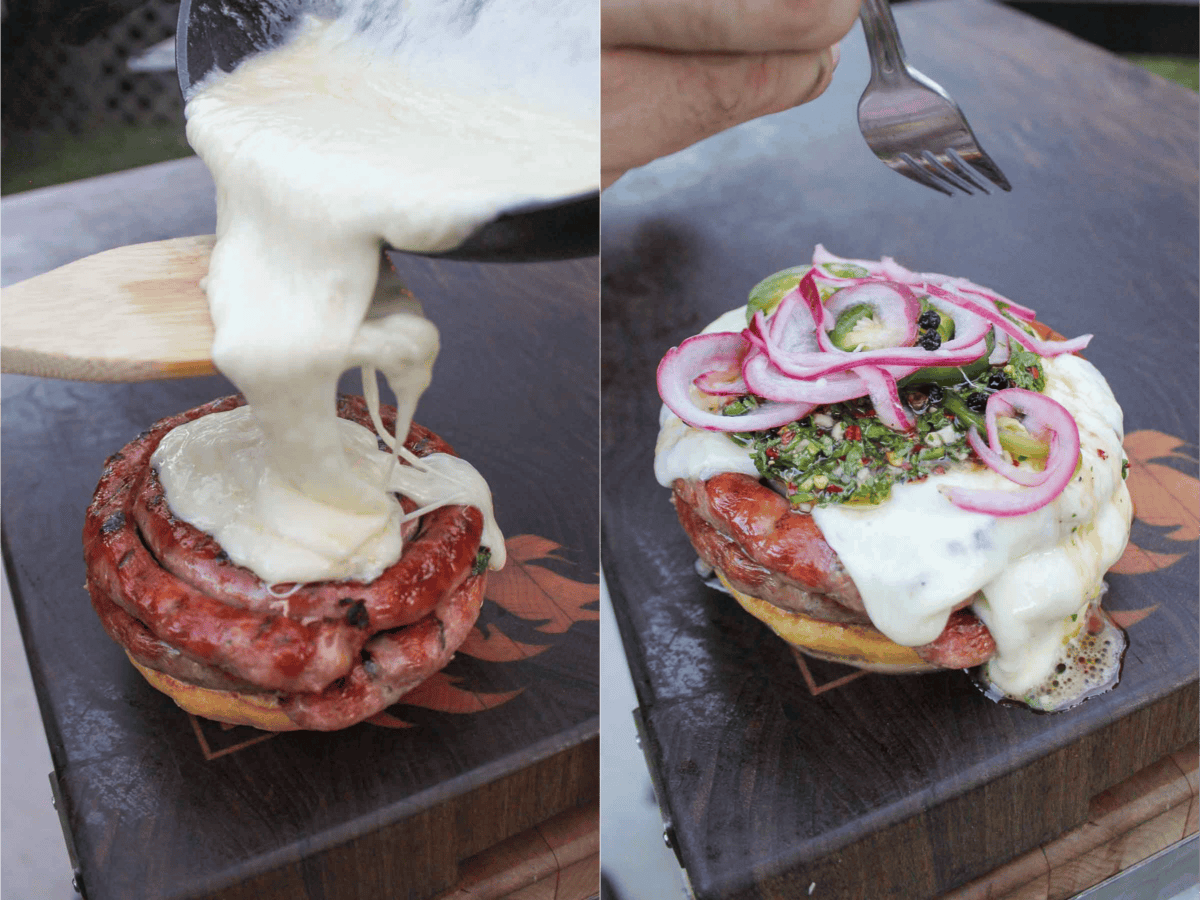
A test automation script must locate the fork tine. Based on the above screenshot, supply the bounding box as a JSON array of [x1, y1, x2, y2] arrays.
[[894, 153, 955, 196], [900, 152, 962, 196], [926, 151, 989, 194], [858, 0, 1013, 198], [950, 148, 1012, 192]]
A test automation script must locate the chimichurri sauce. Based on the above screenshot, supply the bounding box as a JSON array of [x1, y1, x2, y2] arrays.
[[724, 347, 1047, 508]]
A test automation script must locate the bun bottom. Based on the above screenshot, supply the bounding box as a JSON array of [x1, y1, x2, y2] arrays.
[[128, 655, 300, 731], [716, 572, 938, 675]]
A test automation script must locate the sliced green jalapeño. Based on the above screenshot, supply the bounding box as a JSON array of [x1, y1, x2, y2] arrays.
[[828, 303, 875, 350], [941, 391, 1050, 462], [898, 328, 995, 388], [995, 418, 1050, 462], [746, 266, 812, 322], [941, 390, 985, 432]]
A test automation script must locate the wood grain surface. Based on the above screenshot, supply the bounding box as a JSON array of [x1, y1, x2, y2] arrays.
[[2, 158, 599, 900], [942, 746, 1198, 900], [600, 2, 1199, 898], [434, 800, 599, 900], [1, 235, 217, 381]]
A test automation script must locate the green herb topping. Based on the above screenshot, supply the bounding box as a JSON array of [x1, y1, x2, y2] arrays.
[[723, 350, 1048, 507], [472, 547, 492, 576]]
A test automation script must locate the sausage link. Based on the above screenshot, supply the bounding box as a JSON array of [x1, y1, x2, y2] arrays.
[[83, 394, 484, 696], [671, 492, 870, 625], [673, 474, 864, 613], [87, 579, 269, 694], [282, 573, 486, 730], [129, 394, 454, 625], [914, 609, 996, 668], [85, 483, 363, 692], [673, 474, 998, 670], [132, 468, 480, 631]]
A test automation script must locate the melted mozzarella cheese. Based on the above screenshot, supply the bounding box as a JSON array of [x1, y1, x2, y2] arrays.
[[155, 407, 405, 585], [655, 311, 1132, 702], [155, 11, 597, 585]]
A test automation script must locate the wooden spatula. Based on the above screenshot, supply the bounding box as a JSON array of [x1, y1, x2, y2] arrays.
[[1, 235, 420, 383], [2, 235, 219, 382]]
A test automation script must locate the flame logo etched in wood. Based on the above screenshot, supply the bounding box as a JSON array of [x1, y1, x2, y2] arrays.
[[1111, 431, 1199, 576], [369, 534, 600, 728], [187, 534, 598, 752]]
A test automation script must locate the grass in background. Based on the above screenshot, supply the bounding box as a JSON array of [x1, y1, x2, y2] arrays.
[[1124, 55, 1200, 92], [1, 121, 192, 196]]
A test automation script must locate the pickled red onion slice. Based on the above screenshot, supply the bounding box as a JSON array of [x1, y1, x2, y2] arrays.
[[810, 246, 1038, 323], [691, 339, 748, 395], [943, 389, 1080, 515], [857, 365, 915, 431], [764, 284, 990, 378], [742, 352, 867, 404], [811, 245, 918, 284], [947, 278, 1038, 322], [923, 297, 992, 350], [693, 368, 747, 396], [658, 332, 814, 431], [966, 429, 1046, 487], [766, 290, 820, 355], [823, 281, 921, 350], [924, 283, 1091, 357], [988, 330, 1011, 366], [656, 249, 1092, 447]]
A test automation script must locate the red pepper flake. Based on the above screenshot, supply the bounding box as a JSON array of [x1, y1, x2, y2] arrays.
[[1097, 449, 1108, 459], [845, 425, 862, 441], [825, 484, 844, 494], [1030, 366, 1040, 380]]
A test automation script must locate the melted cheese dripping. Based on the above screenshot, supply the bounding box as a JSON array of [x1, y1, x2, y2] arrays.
[[655, 307, 1132, 707], [154, 9, 597, 585]]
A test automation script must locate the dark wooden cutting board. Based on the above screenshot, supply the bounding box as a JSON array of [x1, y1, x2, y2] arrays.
[[1, 159, 599, 900], [600, 2, 1199, 898]]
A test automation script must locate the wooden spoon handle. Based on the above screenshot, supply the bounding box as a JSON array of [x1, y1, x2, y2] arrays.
[[2, 235, 218, 382]]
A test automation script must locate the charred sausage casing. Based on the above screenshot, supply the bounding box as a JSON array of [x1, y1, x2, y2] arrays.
[[83, 395, 488, 731]]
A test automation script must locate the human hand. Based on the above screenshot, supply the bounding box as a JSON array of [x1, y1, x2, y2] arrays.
[[602, 0, 861, 187]]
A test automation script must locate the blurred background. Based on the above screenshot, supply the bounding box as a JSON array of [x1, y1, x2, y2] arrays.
[[0, 0, 1197, 198], [2, 0, 189, 196]]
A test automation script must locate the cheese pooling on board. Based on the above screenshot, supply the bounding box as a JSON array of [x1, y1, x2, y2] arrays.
[[656, 305, 1132, 706], [154, 7, 597, 586]]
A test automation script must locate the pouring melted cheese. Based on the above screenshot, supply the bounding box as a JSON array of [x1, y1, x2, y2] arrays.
[[153, 12, 597, 586], [655, 307, 1133, 707]]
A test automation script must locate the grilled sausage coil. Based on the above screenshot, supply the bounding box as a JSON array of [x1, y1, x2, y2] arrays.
[[83, 395, 487, 730], [671, 473, 995, 668]]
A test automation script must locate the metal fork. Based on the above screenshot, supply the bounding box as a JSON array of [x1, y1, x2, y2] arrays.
[[856, 0, 1011, 196]]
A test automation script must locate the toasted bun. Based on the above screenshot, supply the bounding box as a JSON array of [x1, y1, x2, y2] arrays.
[[716, 572, 938, 674], [128, 654, 299, 731]]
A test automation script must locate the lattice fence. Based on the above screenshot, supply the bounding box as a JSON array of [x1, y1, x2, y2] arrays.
[[2, 0, 183, 133]]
